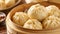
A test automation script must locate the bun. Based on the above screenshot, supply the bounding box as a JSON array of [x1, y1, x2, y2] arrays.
[[43, 15, 60, 29], [46, 5, 60, 17], [5, 0, 15, 7], [27, 4, 48, 21], [12, 12, 29, 26], [0, 0, 6, 9], [23, 19, 43, 30]]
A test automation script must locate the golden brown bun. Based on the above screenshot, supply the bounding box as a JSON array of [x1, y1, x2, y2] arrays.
[[5, 0, 15, 7], [0, 0, 6, 9]]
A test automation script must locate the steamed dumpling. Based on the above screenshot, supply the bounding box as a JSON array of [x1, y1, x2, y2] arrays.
[[46, 5, 60, 17], [12, 12, 29, 26], [5, 0, 15, 7], [0, 0, 6, 9], [23, 19, 43, 30], [27, 4, 48, 21], [42, 15, 60, 29]]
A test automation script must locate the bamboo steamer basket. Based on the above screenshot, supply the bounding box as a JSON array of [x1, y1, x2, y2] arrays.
[[6, 2, 60, 34], [48, 0, 60, 4]]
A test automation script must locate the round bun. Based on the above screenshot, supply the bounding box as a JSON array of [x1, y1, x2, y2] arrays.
[[5, 0, 15, 7], [42, 15, 60, 29], [0, 0, 6, 9], [27, 4, 48, 21], [46, 5, 60, 17], [23, 19, 43, 30], [12, 12, 29, 26]]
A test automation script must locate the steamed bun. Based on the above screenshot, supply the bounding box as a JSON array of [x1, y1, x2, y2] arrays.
[[23, 19, 43, 30], [27, 4, 48, 21], [46, 5, 60, 17], [5, 0, 15, 7], [12, 12, 29, 26], [0, 0, 6, 9], [42, 15, 60, 29]]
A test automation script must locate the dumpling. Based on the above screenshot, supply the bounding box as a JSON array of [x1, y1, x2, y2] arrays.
[[5, 0, 15, 7], [12, 12, 29, 26], [46, 5, 60, 17], [0, 0, 6, 9], [23, 19, 43, 30], [42, 15, 60, 29], [27, 4, 48, 21], [25, 0, 48, 4]]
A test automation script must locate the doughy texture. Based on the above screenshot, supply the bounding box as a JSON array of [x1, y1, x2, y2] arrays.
[[27, 4, 48, 21], [0, 0, 16, 9], [46, 5, 60, 17], [0, 0, 6, 9], [12, 12, 29, 26], [43, 15, 60, 29], [5, 0, 15, 7], [23, 19, 43, 30]]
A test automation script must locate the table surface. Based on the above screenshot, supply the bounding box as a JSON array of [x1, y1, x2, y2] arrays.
[[0, 1, 60, 34], [0, 25, 6, 34]]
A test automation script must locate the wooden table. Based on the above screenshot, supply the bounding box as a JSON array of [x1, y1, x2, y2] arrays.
[[0, 24, 6, 34]]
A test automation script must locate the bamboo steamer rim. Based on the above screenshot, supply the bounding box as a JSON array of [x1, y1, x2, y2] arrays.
[[6, 2, 60, 33], [0, 0, 21, 11], [48, 0, 60, 4]]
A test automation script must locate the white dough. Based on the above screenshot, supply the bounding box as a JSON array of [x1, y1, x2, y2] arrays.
[[13, 12, 29, 26], [27, 4, 48, 21], [23, 19, 43, 30], [43, 15, 60, 29], [46, 5, 60, 17]]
